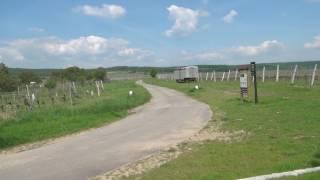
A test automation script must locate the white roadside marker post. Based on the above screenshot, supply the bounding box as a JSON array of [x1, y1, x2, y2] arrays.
[[210, 71, 214, 81], [214, 71, 216, 82], [205, 72, 209, 81], [311, 64, 317, 87]]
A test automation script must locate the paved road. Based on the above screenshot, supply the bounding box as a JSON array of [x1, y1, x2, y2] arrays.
[[0, 81, 212, 180]]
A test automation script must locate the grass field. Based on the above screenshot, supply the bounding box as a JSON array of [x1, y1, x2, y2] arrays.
[[141, 79, 320, 179], [0, 81, 150, 150]]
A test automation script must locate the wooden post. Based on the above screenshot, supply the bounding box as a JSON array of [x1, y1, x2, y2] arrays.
[[234, 69, 238, 81], [262, 66, 265, 83], [205, 72, 209, 81], [72, 81, 77, 93], [221, 72, 225, 82], [100, 80, 104, 90], [214, 71, 216, 82], [210, 71, 214, 81], [291, 64, 298, 84], [96, 81, 101, 96], [311, 64, 317, 87], [227, 70, 231, 81], [26, 85, 30, 100], [276, 64, 279, 82], [69, 84, 73, 105]]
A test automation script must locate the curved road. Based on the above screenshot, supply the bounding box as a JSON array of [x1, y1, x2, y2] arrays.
[[0, 81, 212, 180]]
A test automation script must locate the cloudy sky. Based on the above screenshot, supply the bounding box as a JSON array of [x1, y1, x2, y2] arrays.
[[0, 0, 320, 68]]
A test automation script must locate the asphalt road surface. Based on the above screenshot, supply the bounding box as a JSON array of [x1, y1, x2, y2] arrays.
[[0, 81, 212, 180]]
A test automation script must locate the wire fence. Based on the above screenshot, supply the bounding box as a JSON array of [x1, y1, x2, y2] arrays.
[[0, 80, 105, 121], [157, 64, 319, 86]]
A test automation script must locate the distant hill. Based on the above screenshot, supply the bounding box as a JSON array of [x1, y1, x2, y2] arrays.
[[8, 60, 320, 76]]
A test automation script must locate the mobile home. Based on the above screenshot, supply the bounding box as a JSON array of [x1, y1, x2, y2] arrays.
[[174, 66, 199, 83]]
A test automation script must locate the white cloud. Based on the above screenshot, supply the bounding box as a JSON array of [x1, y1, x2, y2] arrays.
[[74, 4, 126, 19], [231, 40, 283, 56], [0, 36, 152, 68], [184, 51, 224, 60], [28, 27, 45, 33], [222, 10, 238, 23], [0, 47, 25, 61], [165, 5, 208, 37], [304, 35, 320, 49]]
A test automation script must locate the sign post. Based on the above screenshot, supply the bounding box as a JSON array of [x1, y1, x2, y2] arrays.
[[238, 65, 250, 101], [251, 62, 258, 104]]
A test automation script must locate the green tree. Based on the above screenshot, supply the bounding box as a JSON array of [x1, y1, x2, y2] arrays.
[[19, 71, 41, 85], [0, 63, 9, 75], [44, 78, 57, 89], [93, 67, 106, 81], [63, 66, 86, 82], [0, 63, 18, 92], [150, 69, 157, 78]]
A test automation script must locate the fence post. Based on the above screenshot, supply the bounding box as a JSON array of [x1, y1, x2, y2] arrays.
[[291, 64, 298, 84], [26, 85, 30, 101], [205, 72, 209, 81], [221, 72, 225, 82], [214, 71, 216, 82], [96, 81, 101, 96], [276, 64, 279, 82], [210, 71, 214, 81], [234, 69, 238, 81], [227, 70, 231, 81], [262, 66, 265, 83], [311, 64, 318, 87]]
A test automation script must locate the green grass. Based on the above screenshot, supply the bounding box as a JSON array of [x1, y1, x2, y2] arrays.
[[0, 81, 150, 150], [140, 79, 320, 180]]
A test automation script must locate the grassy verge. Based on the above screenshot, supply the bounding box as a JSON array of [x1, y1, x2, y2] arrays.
[[141, 79, 320, 179], [0, 80, 150, 150]]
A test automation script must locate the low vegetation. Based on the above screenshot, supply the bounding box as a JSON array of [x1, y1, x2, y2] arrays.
[[0, 81, 150, 150], [142, 79, 320, 179]]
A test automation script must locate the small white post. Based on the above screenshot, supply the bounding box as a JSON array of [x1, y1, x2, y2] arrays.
[[221, 72, 225, 82], [276, 64, 279, 82], [96, 81, 101, 96], [262, 66, 265, 83], [214, 71, 216, 82], [291, 64, 298, 84], [227, 70, 231, 81], [234, 69, 238, 81], [200, 73, 203, 81], [311, 64, 317, 87], [205, 72, 209, 81], [210, 71, 214, 81]]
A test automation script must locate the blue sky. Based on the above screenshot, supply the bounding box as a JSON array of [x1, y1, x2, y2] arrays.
[[0, 0, 320, 68]]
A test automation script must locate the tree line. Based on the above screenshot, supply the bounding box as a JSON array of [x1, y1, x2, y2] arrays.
[[0, 63, 107, 92]]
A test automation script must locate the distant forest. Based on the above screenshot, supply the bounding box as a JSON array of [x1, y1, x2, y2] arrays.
[[8, 60, 320, 76]]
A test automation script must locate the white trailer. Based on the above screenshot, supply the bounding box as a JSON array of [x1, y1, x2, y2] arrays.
[[174, 66, 199, 83]]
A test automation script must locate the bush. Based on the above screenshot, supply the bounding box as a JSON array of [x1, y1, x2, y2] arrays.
[[150, 69, 157, 78]]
